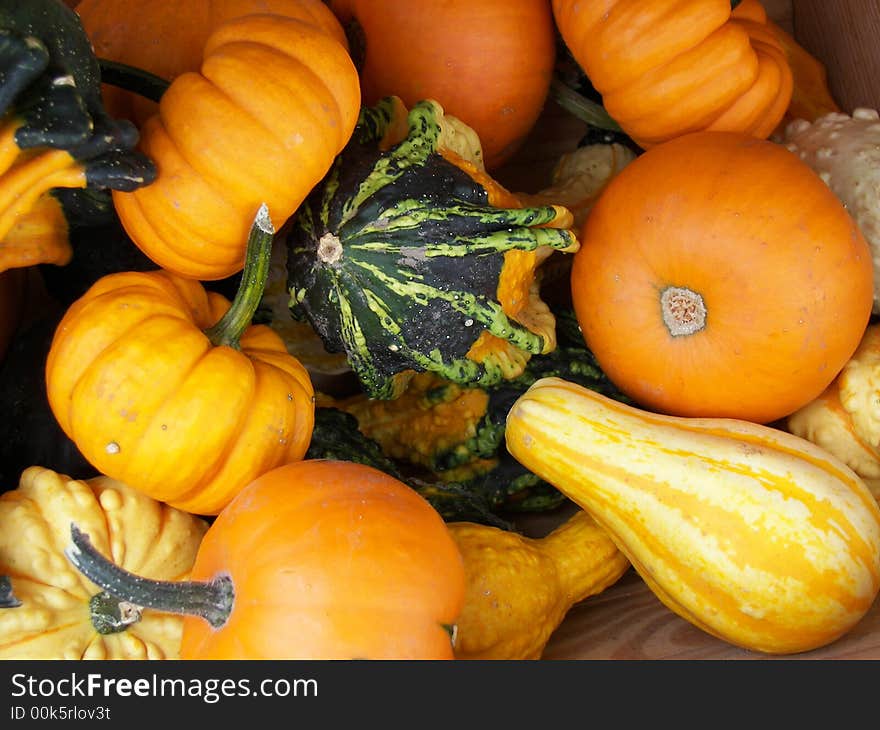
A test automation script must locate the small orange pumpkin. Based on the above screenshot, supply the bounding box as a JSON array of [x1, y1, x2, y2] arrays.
[[570, 130, 874, 424], [76, 0, 348, 127], [66, 459, 467, 660], [327, 0, 556, 170], [45, 207, 315, 516], [110, 12, 360, 280], [551, 0, 793, 148]]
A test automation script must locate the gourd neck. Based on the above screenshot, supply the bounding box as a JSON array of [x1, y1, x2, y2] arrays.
[[542, 510, 629, 604], [204, 204, 275, 349], [67, 524, 234, 629]]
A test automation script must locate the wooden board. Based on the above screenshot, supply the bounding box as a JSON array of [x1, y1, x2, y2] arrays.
[[794, 0, 880, 111]]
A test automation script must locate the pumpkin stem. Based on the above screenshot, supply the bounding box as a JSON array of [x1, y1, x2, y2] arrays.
[[660, 286, 707, 337], [204, 204, 275, 350], [0, 575, 21, 608], [65, 523, 234, 629], [97, 59, 170, 103], [89, 591, 142, 635], [549, 78, 623, 133]]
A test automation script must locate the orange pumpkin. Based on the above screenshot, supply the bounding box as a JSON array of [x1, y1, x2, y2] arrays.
[[551, 0, 793, 148], [66, 459, 467, 660], [45, 207, 315, 516], [570, 130, 874, 424], [76, 0, 348, 127], [110, 12, 361, 280], [326, 0, 556, 170]]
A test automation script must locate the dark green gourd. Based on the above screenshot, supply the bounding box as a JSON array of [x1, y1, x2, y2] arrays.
[[305, 406, 512, 528], [285, 96, 579, 399], [315, 309, 632, 524], [0, 0, 155, 272]]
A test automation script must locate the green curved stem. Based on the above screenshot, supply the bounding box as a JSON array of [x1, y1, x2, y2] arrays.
[[549, 78, 622, 133], [97, 58, 170, 103], [65, 524, 234, 629], [204, 204, 275, 350]]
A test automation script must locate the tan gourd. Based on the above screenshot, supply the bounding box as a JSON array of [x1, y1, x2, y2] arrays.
[[0, 467, 208, 659], [505, 377, 880, 655], [448, 509, 629, 660]]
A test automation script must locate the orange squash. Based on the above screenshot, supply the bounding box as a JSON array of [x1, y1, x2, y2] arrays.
[[326, 0, 556, 170], [551, 0, 793, 148], [76, 0, 348, 127], [766, 19, 841, 123], [45, 207, 315, 516], [110, 12, 360, 280], [732, 2, 840, 125], [570, 130, 873, 423], [65, 460, 467, 660]]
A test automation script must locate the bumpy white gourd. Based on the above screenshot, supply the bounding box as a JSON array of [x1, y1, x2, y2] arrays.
[[789, 323, 880, 502], [780, 109, 880, 312]]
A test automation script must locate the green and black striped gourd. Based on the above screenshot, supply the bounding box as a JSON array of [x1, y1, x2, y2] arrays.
[[305, 405, 512, 528], [285, 95, 579, 399], [328, 308, 630, 478], [0, 0, 155, 272], [316, 309, 632, 523]]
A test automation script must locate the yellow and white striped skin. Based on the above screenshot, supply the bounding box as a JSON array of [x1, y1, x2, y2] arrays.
[[505, 377, 880, 655]]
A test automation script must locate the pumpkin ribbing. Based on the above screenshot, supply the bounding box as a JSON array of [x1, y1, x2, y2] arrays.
[[111, 12, 360, 280]]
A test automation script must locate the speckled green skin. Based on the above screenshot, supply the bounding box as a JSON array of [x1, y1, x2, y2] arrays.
[[305, 311, 632, 525], [286, 98, 577, 399], [305, 406, 510, 527]]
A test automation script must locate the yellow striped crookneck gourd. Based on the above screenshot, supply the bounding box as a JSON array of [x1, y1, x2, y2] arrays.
[[505, 376, 880, 655]]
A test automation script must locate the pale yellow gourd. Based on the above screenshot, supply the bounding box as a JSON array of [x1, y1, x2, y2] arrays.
[[788, 323, 880, 500], [517, 141, 637, 230], [448, 509, 629, 660], [505, 377, 880, 655], [0, 467, 208, 659]]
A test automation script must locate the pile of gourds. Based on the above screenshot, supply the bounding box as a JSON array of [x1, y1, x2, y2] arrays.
[[2, 0, 880, 661]]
